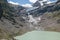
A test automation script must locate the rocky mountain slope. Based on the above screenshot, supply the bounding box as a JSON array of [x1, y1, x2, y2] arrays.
[[0, 0, 29, 40], [28, 0, 60, 31], [38, 0, 60, 31], [0, 0, 60, 40]]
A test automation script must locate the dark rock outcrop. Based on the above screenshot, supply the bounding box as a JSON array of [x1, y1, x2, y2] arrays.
[[32, 1, 41, 7], [0, 4, 3, 19]]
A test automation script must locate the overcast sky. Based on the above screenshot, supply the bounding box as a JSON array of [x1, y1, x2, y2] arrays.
[[7, 0, 57, 7]]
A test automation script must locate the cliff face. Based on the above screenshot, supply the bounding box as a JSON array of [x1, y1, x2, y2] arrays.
[[0, 0, 28, 40], [0, 0, 7, 3], [32, 1, 41, 7], [0, 0, 7, 19], [57, 0, 60, 3]]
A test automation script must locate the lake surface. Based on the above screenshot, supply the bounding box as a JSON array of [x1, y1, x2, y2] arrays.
[[14, 31, 60, 40]]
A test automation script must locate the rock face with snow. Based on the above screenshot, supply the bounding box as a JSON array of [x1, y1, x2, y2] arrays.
[[32, 1, 41, 7]]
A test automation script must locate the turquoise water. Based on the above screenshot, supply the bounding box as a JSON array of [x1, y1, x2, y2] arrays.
[[14, 31, 60, 40]]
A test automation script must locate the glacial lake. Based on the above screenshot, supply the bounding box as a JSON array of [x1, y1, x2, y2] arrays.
[[14, 31, 60, 40]]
